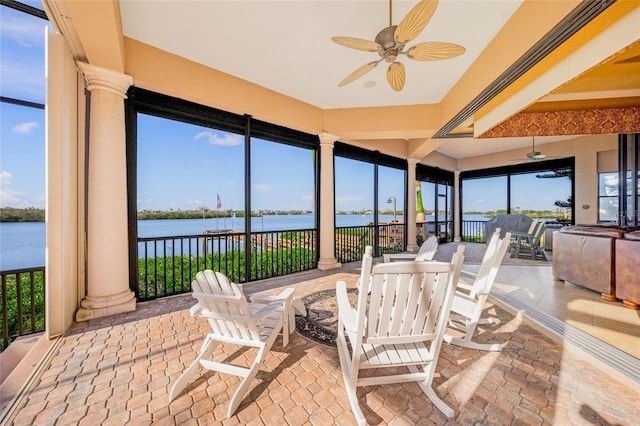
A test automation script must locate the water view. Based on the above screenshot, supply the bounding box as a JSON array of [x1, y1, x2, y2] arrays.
[[2, 213, 422, 270]]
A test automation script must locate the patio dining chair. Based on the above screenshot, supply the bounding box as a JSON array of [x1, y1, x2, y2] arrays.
[[169, 270, 295, 418], [509, 220, 547, 260], [336, 245, 465, 424], [382, 235, 438, 263], [444, 228, 512, 351]]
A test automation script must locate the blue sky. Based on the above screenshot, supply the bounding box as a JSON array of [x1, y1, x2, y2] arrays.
[[1, 1, 571, 215], [136, 113, 405, 212], [1, 3, 48, 209]]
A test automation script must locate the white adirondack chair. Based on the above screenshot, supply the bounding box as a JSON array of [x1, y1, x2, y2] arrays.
[[382, 235, 438, 263], [336, 245, 465, 425], [169, 270, 295, 418], [444, 228, 512, 351]]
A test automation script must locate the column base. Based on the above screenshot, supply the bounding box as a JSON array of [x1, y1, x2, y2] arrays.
[[317, 258, 342, 271], [406, 244, 420, 251], [75, 290, 136, 322]]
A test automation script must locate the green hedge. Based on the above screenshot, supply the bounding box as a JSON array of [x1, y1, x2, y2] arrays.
[[137, 247, 316, 300], [1, 271, 46, 350]]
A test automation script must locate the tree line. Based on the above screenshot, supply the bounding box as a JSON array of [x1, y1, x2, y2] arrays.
[[0, 208, 45, 222]]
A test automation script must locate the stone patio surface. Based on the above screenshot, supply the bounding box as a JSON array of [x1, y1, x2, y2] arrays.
[[2, 251, 639, 425]]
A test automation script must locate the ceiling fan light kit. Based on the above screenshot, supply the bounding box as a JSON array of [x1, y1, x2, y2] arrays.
[[332, 0, 465, 91]]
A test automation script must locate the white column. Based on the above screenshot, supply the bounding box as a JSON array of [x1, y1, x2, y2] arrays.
[[317, 133, 341, 270], [454, 171, 462, 242], [76, 63, 136, 321], [406, 159, 419, 251]]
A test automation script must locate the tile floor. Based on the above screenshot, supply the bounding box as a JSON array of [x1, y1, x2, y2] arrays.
[[1, 250, 639, 425]]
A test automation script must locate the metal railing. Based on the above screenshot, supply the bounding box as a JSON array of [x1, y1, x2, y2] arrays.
[[335, 223, 406, 263], [461, 220, 487, 242], [136, 228, 317, 300], [1, 267, 46, 351]]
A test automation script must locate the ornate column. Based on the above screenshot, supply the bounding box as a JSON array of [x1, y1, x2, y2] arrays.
[[454, 170, 462, 242], [406, 158, 419, 251], [76, 63, 136, 321], [317, 133, 341, 270]]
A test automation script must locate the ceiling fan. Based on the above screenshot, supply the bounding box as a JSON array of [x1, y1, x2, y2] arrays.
[[526, 137, 547, 161], [331, 0, 465, 91]]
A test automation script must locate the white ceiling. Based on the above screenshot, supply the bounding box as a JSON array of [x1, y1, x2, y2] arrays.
[[118, 1, 604, 160], [119, 0, 523, 110]]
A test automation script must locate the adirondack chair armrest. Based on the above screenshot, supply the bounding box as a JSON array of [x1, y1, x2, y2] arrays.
[[250, 287, 295, 305], [336, 281, 358, 332], [249, 299, 291, 320], [190, 303, 203, 317], [274, 287, 296, 302]]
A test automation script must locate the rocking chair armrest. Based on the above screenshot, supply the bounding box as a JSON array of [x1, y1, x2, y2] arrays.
[[453, 291, 476, 304], [336, 281, 357, 332], [383, 253, 418, 263], [460, 269, 478, 279], [455, 282, 474, 294]]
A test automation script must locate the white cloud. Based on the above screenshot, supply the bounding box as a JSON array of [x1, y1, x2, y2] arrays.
[[13, 121, 39, 134], [0, 171, 25, 206], [194, 131, 243, 146], [1, 13, 47, 48], [336, 195, 364, 203], [137, 197, 153, 205], [252, 183, 271, 192], [186, 196, 203, 205]]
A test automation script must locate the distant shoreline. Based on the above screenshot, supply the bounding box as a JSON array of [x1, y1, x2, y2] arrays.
[[1, 207, 568, 223]]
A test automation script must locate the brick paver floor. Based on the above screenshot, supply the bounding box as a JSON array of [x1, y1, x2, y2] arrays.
[[4, 260, 640, 425]]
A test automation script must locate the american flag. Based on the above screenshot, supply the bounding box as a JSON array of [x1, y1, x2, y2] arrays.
[[216, 194, 222, 209]]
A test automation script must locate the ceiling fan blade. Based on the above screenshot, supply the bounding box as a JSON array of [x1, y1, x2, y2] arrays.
[[406, 42, 466, 61], [386, 62, 406, 92], [338, 61, 380, 87], [394, 0, 438, 44], [331, 36, 381, 52]]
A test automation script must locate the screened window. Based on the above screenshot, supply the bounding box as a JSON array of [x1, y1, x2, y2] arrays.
[[378, 165, 405, 224], [136, 113, 245, 236], [334, 156, 374, 226], [251, 137, 316, 227], [1, 1, 49, 211], [511, 170, 572, 220], [462, 176, 508, 217]]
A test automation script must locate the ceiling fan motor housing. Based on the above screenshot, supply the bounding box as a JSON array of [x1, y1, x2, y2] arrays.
[[376, 26, 405, 62], [527, 151, 546, 160]]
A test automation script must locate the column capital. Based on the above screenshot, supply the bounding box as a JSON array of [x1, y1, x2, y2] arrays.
[[78, 62, 133, 98], [318, 132, 340, 145], [407, 158, 419, 167]]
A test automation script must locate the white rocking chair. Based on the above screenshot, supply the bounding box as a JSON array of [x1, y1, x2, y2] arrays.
[[336, 245, 465, 425], [444, 228, 512, 351], [383, 235, 438, 263], [169, 270, 295, 418], [355, 245, 374, 294]]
